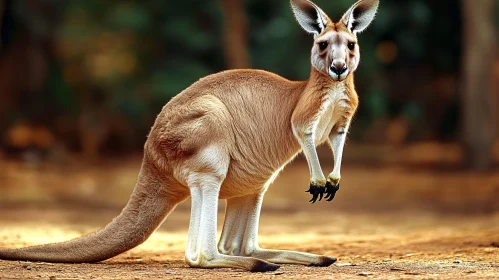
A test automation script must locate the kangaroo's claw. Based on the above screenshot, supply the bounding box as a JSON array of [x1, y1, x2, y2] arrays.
[[306, 181, 340, 203], [324, 182, 340, 202], [306, 183, 326, 204]]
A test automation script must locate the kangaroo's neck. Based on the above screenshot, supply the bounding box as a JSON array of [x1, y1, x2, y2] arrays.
[[302, 67, 354, 97], [297, 67, 358, 114]]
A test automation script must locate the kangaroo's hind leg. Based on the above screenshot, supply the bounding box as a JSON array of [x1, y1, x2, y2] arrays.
[[219, 191, 336, 266], [181, 146, 279, 272]]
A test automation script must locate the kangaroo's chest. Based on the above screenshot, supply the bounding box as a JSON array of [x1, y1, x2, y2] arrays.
[[314, 88, 351, 144]]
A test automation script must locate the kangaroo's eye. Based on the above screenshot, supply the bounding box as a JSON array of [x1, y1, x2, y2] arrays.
[[347, 42, 356, 51], [318, 42, 328, 51]]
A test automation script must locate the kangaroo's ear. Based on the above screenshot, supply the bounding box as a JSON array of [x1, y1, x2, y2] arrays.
[[290, 0, 328, 36], [342, 0, 379, 34]]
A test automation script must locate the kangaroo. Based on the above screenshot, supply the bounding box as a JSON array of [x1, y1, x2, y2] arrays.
[[0, 0, 378, 272]]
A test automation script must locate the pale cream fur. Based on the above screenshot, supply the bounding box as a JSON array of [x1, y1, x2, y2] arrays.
[[0, 0, 378, 272]]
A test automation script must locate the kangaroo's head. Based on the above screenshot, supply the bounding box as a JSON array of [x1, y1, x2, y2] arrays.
[[291, 0, 379, 81]]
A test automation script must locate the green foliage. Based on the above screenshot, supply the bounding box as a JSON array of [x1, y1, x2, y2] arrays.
[[7, 0, 473, 144]]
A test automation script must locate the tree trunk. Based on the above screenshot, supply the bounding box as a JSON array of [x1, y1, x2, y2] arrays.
[[0, 0, 4, 51], [461, 0, 497, 170], [219, 0, 250, 69]]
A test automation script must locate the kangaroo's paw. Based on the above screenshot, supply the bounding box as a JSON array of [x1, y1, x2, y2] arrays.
[[306, 182, 326, 203], [324, 181, 340, 202]]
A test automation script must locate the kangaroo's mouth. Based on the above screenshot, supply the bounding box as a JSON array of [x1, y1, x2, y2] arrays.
[[329, 71, 349, 81]]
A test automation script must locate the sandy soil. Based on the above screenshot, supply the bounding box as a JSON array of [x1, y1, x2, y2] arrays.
[[0, 155, 498, 279]]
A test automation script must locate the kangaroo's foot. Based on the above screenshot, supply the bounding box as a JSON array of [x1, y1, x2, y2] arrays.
[[242, 248, 336, 267], [186, 253, 280, 272]]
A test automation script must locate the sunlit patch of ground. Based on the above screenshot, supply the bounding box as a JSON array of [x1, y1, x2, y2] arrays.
[[0, 154, 498, 279], [0, 208, 498, 279]]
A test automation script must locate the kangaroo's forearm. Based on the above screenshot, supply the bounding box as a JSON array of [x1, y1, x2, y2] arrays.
[[328, 126, 349, 185], [299, 133, 326, 184]]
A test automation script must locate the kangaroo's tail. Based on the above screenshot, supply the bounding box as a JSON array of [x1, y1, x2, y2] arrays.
[[0, 159, 180, 263]]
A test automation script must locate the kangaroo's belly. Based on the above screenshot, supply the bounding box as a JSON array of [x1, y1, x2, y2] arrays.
[[218, 148, 300, 199]]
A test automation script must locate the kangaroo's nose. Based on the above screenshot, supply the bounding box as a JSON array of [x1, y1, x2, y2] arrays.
[[330, 62, 347, 76]]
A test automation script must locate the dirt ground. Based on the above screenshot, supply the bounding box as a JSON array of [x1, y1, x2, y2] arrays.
[[0, 150, 498, 279]]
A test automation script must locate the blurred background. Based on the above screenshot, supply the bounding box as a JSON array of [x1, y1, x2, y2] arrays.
[[0, 0, 498, 221], [0, 2, 499, 277]]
